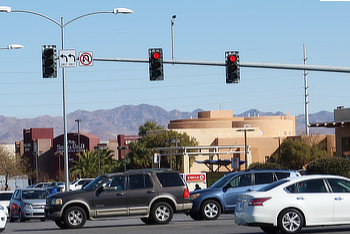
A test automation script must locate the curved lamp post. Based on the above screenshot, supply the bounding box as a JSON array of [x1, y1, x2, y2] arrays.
[[0, 44, 24, 50], [0, 6, 133, 191]]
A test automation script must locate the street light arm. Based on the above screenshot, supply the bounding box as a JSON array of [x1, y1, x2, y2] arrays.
[[11, 10, 61, 27], [65, 11, 113, 26]]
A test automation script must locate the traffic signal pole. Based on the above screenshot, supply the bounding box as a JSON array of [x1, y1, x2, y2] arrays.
[[94, 57, 350, 73]]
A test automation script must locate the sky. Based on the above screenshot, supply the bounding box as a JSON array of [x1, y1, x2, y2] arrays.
[[1, 0, 350, 119]]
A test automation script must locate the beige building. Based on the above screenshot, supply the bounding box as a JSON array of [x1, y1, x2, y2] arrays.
[[168, 110, 296, 173]]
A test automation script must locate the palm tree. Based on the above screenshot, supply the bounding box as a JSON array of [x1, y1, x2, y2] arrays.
[[70, 149, 122, 178]]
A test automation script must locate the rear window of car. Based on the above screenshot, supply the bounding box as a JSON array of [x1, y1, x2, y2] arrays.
[[156, 172, 184, 187], [275, 172, 291, 180], [0, 193, 12, 200]]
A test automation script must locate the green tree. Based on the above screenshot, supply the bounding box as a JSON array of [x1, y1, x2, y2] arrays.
[[70, 149, 122, 178], [248, 162, 282, 170], [127, 122, 198, 171], [274, 139, 327, 170], [138, 121, 164, 136]]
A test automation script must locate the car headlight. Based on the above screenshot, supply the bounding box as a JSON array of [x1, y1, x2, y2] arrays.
[[24, 203, 33, 209], [51, 198, 63, 205], [191, 193, 200, 200]]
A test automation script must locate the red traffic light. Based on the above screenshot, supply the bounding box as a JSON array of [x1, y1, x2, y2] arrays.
[[229, 55, 237, 63], [153, 52, 160, 60]]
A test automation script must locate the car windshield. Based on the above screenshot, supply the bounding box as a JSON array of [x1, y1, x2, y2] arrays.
[[257, 179, 289, 192], [83, 175, 107, 191], [210, 173, 237, 188], [22, 190, 49, 199]]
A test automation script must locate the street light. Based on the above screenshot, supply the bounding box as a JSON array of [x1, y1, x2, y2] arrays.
[[1, 6, 133, 191], [236, 127, 255, 169], [0, 44, 24, 50]]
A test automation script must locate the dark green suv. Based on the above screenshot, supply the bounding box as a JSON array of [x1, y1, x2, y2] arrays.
[[45, 169, 192, 229]]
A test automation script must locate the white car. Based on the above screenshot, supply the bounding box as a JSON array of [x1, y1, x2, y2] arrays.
[[0, 191, 13, 217], [69, 178, 93, 191], [235, 174, 350, 233], [0, 205, 7, 232]]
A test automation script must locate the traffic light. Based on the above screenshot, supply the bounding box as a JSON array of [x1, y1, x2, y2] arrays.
[[149, 48, 164, 81], [42, 45, 57, 78], [225, 51, 240, 83]]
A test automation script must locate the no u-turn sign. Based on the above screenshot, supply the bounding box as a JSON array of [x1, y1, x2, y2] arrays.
[[79, 51, 93, 66]]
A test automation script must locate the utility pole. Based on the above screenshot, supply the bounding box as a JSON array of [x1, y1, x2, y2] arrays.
[[75, 119, 81, 152], [303, 45, 310, 135]]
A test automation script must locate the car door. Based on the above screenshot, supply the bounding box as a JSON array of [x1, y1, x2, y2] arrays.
[[326, 178, 350, 224], [293, 179, 333, 225], [91, 175, 127, 217], [126, 173, 155, 215], [223, 173, 253, 210]]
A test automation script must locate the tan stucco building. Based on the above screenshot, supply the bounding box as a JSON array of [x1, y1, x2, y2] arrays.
[[168, 110, 296, 173]]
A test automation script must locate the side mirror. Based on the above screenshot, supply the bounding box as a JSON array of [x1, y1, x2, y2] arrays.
[[223, 184, 230, 192]]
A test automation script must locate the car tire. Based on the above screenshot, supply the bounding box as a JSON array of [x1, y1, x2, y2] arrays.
[[55, 219, 68, 229], [277, 208, 304, 234], [9, 212, 15, 222], [62, 206, 87, 229], [200, 199, 221, 220], [140, 217, 154, 225], [19, 210, 26, 222], [260, 226, 280, 233], [150, 201, 173, 224]]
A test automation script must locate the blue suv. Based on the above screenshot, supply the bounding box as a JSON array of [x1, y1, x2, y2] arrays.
[[188, 169, 300, 220]]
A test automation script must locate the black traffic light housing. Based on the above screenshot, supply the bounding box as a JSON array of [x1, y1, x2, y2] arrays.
[[225, 51, 240, 83], [42, 45, 57, 78], [149, 48, 164, 81]]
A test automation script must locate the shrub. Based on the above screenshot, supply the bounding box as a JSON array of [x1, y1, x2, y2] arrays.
[[307, 157, 350, 178]]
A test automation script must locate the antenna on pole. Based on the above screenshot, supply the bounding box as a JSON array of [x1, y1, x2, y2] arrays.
[[303, 44, 310, 135]]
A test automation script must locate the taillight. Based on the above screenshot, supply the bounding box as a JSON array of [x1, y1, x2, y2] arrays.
[[183, 188, 190, 198], [248, 197, 271, 206]]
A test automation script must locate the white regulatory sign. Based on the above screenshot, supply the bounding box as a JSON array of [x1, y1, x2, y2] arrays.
[[79, 51, 93, 66], [59, 49, 77, 67]]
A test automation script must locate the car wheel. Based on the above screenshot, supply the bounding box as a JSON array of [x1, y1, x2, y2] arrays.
[[189, 211, 204, 221], [140, 217, 154, 225], [200, 199, 221, 220], [55, 219, 68, 229], [62, 206, 87, 229], [19, 210, 26, 222], [9, 212, 15, 222], [277, 208, 304, 234], [150, 202, 173, 224], [260, 226, 280, 233]]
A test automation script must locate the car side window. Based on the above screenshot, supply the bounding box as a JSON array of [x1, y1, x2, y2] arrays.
[[297, 179, 328, 193], [104, 175, 125, 191], [327, 178, 350, 193], [229, 174, 252, 188], [255, 172, 274, 185], [129, 174, 153, 190]]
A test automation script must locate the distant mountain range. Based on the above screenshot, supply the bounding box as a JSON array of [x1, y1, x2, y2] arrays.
[[0, 104, 334, 144]]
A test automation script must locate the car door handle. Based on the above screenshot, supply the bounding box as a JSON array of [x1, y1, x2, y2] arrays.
[[246, 189, 252, 192], [147, 190, 155, 194], [296, 196, 304, 200], [335, 197, 344, 201], [116, 192, 125, 197]]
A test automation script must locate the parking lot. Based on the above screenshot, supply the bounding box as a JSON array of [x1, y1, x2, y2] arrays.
[[2, 214, 350, 234]]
